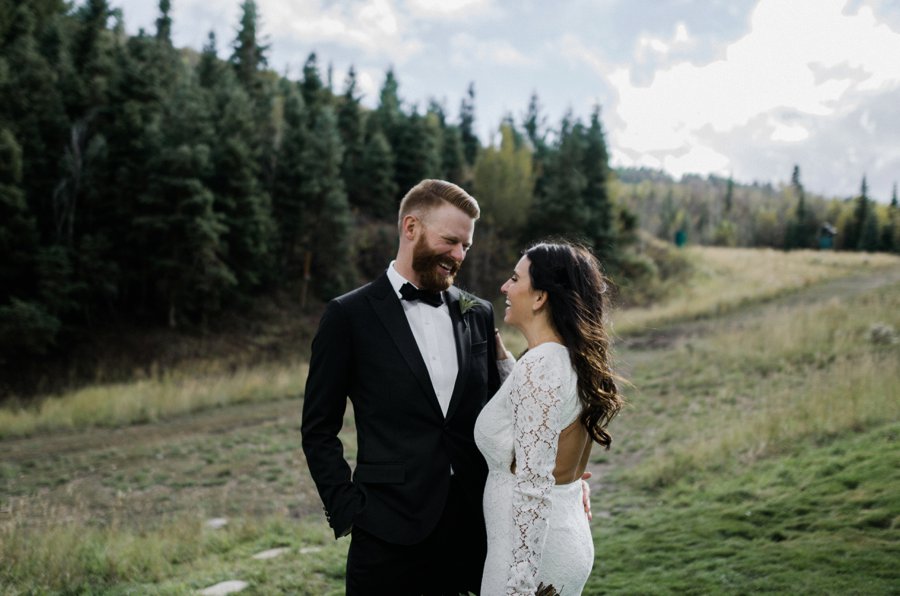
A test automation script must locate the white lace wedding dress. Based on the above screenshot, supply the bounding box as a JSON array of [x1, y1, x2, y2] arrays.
[[474, 342, 594, 595]]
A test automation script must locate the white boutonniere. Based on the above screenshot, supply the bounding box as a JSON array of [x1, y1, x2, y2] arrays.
[[458, 291, 479, 316]]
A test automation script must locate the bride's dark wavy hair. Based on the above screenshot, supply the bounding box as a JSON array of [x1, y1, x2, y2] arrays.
[[525, 241, 623, 449]]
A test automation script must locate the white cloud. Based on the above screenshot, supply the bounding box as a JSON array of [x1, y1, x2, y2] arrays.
[[257, 0, 422, 63], [770, 120, 810, 143], [404, 0, 497, 20], [355, 69, 381, 105], [554, 34, 613, 76], [636, 21, 693, 58], [639, 36, 670, 55], [663, 145, 731, 178], [450, 33, 533, 67], [608, 0, 900, 178], [674, 22, 691, 44]]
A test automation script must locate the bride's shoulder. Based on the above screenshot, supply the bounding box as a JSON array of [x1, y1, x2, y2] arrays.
[[513, 343, 568, 385], [518, 342, 569, 366]]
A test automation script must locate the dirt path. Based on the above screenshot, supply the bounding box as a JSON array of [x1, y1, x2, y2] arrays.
[[584, 264, 900, 492], [4, 265, 898, 526], [2, 397, 299, 463], [6, 265, 898, 463], [619, 264, 900, 352]]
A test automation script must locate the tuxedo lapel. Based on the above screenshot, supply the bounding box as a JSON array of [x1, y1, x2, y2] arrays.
[[368, 274, 443, 418], [444, 287, 471, 422]]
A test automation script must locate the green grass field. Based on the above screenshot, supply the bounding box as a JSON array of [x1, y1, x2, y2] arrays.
[[1, 247, 898, 594]]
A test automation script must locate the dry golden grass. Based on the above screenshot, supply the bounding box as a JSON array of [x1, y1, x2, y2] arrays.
[[629, 281, 900, 487], [0, 361, 308, 439], [613, 247, 900, 335], [4, 247, 898, 440]]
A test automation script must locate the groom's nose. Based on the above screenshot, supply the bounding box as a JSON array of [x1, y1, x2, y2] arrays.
[[449, 243, 466, 262]]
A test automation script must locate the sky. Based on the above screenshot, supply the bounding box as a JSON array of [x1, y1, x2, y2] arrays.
[[113, 0, 900, 202]]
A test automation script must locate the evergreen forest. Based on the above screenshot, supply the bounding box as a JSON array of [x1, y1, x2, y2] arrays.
[[1, 0, 898, 378]]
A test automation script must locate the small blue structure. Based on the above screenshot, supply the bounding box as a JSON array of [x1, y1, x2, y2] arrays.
[[819, 223, 837, 250]]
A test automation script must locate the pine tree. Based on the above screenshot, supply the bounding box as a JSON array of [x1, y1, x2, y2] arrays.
[[228, 0, 275, 181], [523, 92, 549, 203], [70, 0, 115, 116], [459, 82, 478, 166], [847, 176, 871, 250], [441, 124, 465, 185], [97, 18, 183, 319], [197, 31, 222, 89], [0, 3, 69, 244], [582, 106, 615, 257], [784, 165, 817, 249], [301, 53, 324, 111], [374, 68, 402, 142], [134, 75, 233, 326], [393, 107, 442, 198], [0, 128, 40, 303], [859, 210, 880, 252], [155, 0, 172, 44], [525, 113, 589, 242], [271, 81, 310, 274], [357, 119, 397, 219], [337, 66, 365, 210], [523, 92, 547, 153], [229, 0, 268, 95], [426, 99, 464, 185], [724, 175, 734, 214], [886, 183, 899, 253], [207, 76, 277, 292], [0, 128, 63, 356], [305, 106, 356, 299]]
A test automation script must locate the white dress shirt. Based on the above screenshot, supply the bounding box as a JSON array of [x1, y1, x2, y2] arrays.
[[387, 262, 459, 416]]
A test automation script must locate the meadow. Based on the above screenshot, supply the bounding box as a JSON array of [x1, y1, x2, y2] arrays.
[[1, 247, 898, 594]]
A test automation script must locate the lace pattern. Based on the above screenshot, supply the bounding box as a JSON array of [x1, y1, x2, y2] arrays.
[[506, 349, 564, 595], [476, 343, 591, 594]]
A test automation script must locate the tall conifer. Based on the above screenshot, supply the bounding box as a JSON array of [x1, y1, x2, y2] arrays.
[[337, 66, 366, 211], [459, 82, 478, 166], [357, 118, 397, 218], [305, 106, 355, 299], [271, 82, 310, 274], [583, 106, 615, 257]]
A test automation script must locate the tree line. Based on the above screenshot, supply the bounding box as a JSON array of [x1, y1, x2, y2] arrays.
[[615, 166, 900, 253], [0, 0, 634, 360]]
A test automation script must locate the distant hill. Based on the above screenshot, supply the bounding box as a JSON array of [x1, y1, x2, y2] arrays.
[[611, 167, 899, 252]]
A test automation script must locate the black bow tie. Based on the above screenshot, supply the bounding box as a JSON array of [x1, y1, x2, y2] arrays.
[[400, 282, 443, 307]]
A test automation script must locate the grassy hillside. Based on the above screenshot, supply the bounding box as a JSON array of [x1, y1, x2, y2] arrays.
[[1, 247, 898, 594], [592, 422, 898, 594]]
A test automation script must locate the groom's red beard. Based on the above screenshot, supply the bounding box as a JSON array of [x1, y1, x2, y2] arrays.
[[412, 235, 462, 292]]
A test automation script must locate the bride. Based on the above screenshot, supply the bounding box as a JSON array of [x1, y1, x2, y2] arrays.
[[475, 241, 623, 595]]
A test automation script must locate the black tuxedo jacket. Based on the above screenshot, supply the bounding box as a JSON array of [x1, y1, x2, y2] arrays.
[[301, 273, 502, 545]]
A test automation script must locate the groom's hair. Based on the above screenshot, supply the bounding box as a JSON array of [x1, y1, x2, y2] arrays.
[[398, 179, 480, 230]]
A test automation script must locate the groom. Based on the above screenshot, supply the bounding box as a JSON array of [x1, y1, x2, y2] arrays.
[[301, 179, 504, 594]]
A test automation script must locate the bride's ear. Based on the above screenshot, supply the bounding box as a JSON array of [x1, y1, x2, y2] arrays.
[[532, 290, 548, 312]]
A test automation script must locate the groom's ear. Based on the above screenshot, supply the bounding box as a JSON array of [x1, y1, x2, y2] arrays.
[[401, 214, 419, 240]]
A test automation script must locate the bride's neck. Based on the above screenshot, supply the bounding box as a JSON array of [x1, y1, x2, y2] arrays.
[[522, 318, 563, 350]]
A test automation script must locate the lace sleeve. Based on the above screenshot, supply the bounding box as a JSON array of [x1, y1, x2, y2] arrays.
[[496, 352, 516, 383], [506, 350, 564, 595]]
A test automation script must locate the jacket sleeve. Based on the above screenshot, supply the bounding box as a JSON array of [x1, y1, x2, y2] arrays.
[[484, 301, 504, 396], [301, 299, 364, 538]]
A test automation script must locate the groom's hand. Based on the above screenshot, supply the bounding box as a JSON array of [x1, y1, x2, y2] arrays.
[[581, 471, 592, 521], [494, 328, 512, 360]]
